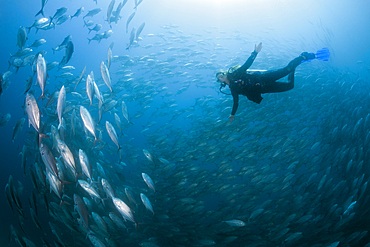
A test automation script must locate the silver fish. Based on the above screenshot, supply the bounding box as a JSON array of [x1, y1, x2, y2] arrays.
[[71, 7, 84, 19], [57, 85, 66, 130], [17, 26, 27, 50], [50, 7, 68, 23], [57, 140, 77, 180], [36, 54, 47, 100], [83, 8, 101, 19], [0, 113, 11, 127], [121, 100, 130, 123], [136, 22, 145, 41], [126, 27, 135, 50], [74, 66, 86, 90], [12, 118, 25, 142], [107, 0, 115, 25], [114, 113, 122, 136], [142, 172, 155, 192], [56, 14, 70, 25], [112, 197, 136, 224], [100, 61, 112, 92], [86, 72, 94, 105], [88, 24, 102, 34], [80, 106, 98, 146], [25, 93, 40, 132], [140, 193, 154, 215], [101, 178, 114, 199], [125, 12, 135, 33], [106, 121, 120, 151], [73, 194, 89, 230], [107, 47, 112, 69], [78, 180, 102, 201], [29, 39, 46, 48], [79, 149, 92, 181], [59, 41, 73, 67]]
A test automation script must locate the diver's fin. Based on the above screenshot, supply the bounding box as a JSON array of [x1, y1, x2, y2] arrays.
[[315, 47, 330, 61], [302, 47, 330, 63]]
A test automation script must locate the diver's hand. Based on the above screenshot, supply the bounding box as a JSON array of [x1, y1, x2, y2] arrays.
[[254, 42, 262, 53], [229, 115, 235, 122]]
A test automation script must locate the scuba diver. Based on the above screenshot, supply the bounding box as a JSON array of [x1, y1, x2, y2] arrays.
[[216, 42, 330, 122]]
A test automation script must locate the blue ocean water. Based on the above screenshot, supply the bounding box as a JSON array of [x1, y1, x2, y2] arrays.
[[1, 0, 370, 246]]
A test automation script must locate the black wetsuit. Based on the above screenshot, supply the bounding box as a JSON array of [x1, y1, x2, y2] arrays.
[[227, 51, 304, 116]]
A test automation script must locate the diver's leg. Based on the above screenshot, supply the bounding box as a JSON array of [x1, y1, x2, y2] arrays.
[[259, 56, 304, 82], [259, 69, 295, 94]]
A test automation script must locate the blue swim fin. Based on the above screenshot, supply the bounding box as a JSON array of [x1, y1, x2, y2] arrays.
[[301, 47, 330, 63], [315, 47, 330, 61]]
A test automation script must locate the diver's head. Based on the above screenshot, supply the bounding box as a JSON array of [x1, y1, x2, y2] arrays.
[[216, 71, 228, 86]]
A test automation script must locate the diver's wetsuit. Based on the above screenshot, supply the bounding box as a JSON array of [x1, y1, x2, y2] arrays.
[[227, 52, 304, 116]]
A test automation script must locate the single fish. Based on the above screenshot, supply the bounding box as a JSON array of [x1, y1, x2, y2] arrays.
[[107, 0, 115, 25], [80, 106, 98, 146], [126, 27, 135, 50], [74, 66, 86, 90], [88, 24, 102, 34], [71, 7, 84, 19], [101, 178, 114, 199], [79, 149, 92, 181], [36, 54, 47, 100], [106, 121, 121, 151], [107, 47, 112, 69], [17, 26, 27, 50], [83, 8, 101, 19], [50, 7, 68, 23], [100, 61, 112, 92], [0, 113, 11, 127], [142, 172, 155, 192], [12, 118, 25, 142], [140, 193, 154, 215], [73, 194, 89, 230], [29, 39, 46, 48], [55, 14, 70, 25], [56, 85, 66, 130], [112, 197, 136, 224], [122, 100, 130, 123], [78, 180, 102, 202], [86, 72, 94, 105], [136, 22, 145, 41], [59, 41, 74, 67], [126, 12, 135, 33]]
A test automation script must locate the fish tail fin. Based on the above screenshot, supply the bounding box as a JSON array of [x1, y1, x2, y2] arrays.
[[59, 199, 71, 208], [35, 9, 44, 17], [37, 94, 45, 101], [38, 133, 50, 146], [135, 222, 144, 231], [60, 180, 72, 185], [87, 38, 92, 44], [26, 26, 32, 34], [57, 120, 64, 130]]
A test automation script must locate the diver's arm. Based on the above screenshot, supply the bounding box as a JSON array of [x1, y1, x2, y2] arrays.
[[231, 90, 239, 117], [239, 52, 257, 72], [239, 42, 262, 72]]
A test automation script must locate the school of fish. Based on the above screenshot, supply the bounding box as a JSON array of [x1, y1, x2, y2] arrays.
[[2, 0, 370, 247]]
